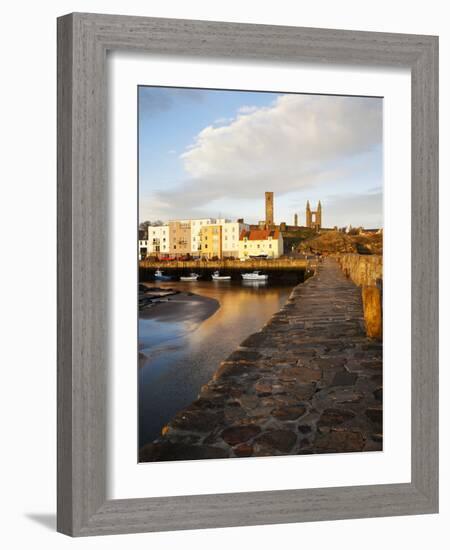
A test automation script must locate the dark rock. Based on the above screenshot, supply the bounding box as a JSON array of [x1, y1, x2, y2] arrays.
[[233, 443, 253, 457], [318, 408, 356, 427], [255, 379, 273, 395], [280, 366, 322, 383], [331, 370, 358, 386], [271, 405, 307, 420], [191, 397, 225, 410], [170, 409, 224, 432], [214, 361, 259, 380], [254, 430, 297, 454], [224, 406, 248, 423], [240, 333, 269, 347], [291, 384, 317, 401], [228, 349, 262, 362], [373, 387, 383, 402], [314, 428, 365, 452], [298, 424, 312, 434], [238, 395, 260, 409], [371, 374, 383, 385], [325, 388, 363, 404], [366, 407, 383, 424], [221, 425, 261, 446]]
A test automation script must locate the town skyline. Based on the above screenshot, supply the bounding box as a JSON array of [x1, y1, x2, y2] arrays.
[[139, 86, 383, 228]]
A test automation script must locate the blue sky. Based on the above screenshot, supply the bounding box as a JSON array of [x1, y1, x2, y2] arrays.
[[139, 86, 383, 228]]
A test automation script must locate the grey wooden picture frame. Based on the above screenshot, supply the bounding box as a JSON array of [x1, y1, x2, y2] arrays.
[[57, 12, 438, 537]]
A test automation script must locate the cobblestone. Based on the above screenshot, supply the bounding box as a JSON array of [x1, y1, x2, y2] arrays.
[[140, 258, 383, 461]]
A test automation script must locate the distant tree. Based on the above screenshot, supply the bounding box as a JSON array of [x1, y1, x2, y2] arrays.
[[139, 221, 151, 231], [139, 220, 164, 231]]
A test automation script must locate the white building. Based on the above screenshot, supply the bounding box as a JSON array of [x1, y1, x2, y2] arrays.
[[176, 218, 249, 258], [138, 238, 149, 260], [189, 218, 216, 256], [140, 218, 250, 259], [219, 220, 249, 258], [238, 229, 284, 259], [146, 224, 170, 255]]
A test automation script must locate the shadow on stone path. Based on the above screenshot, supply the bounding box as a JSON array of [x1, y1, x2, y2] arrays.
[[140, 258, 383, 462]]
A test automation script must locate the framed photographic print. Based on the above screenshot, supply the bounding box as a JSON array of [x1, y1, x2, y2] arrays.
[[57, 13, 438, 536]]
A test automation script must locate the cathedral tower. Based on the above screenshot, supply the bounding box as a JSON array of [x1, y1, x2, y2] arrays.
[[265, 192, 274, 226], [305, 200, 322, 230]]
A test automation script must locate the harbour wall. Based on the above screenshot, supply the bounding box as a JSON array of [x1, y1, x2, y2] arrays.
[[336, 254, 383, 340], [139, 258, 312, 283]]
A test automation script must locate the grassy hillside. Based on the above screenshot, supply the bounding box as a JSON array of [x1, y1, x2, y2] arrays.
[[295, 230, 382, 255], [282, 227, 317, 254]]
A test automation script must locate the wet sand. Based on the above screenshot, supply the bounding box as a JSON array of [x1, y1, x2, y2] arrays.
[[138, 280, 292, 447], [139, 290, 219, 324]]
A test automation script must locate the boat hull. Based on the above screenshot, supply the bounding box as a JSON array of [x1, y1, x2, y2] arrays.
[[242, 274, 268, 281]]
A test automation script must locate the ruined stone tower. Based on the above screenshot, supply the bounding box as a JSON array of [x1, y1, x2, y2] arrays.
[[294, 213, 298, 226], [265, 192, 274, 225], [306, 200, 322, 230]]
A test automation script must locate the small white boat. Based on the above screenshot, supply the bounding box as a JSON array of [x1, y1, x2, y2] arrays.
[[211, 271, 231, 281], [241, 271, 268, 281], [180, 273, 200, 281]]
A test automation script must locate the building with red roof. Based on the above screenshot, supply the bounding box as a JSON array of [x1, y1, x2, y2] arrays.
[[238, 228, 284, 259]]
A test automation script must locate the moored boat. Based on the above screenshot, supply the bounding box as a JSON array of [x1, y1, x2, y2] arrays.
[[180, 273, 200, 281], [211, 271, 231, 281], [154, 269, 172, 281], [241, 271, 268, 281]]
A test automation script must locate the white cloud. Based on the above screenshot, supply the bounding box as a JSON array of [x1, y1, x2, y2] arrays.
[[149, 94, 382, 220]]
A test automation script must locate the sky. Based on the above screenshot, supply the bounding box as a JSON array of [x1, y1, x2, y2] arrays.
[[138, 86, 383, 228]]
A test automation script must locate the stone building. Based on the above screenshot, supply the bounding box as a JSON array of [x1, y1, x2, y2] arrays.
[[265, 191, 274, 225], [306, 200, 322, 230], [169, 220, 191, 257]]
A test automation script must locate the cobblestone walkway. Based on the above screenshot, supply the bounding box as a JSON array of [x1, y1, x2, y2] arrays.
[[140, 258, 383, 461]]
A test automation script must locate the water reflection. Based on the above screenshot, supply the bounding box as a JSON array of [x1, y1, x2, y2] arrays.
[[138, 280, 292, 448]]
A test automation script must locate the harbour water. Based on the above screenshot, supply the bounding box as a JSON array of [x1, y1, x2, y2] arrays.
[[138, 280, 293, 448]]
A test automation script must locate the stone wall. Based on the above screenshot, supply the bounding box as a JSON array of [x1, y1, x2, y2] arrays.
[[337, 254, 383, 340], [337, 253, 382, 288]]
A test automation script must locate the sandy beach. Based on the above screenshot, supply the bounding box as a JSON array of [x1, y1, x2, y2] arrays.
[[139, 288, 220, 323]]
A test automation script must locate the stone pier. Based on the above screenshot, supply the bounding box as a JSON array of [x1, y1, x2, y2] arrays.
[[140, 258, 383, 462]]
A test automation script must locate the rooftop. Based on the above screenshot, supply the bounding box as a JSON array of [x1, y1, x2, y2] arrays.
[[239, 229, 280, 241]]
